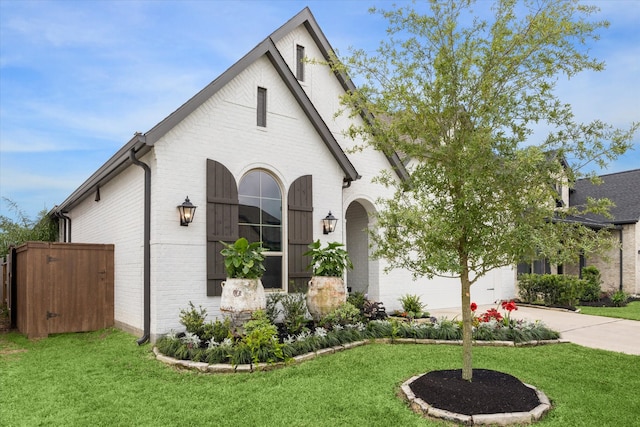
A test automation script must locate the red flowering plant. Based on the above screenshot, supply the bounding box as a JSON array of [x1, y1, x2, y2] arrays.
[[501, 300, 518, 327], [479, 308, 503, 323], [470, 300, 518, 327]]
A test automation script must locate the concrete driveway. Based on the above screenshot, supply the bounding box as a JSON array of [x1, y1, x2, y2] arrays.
[[429, 304, 640, 356]]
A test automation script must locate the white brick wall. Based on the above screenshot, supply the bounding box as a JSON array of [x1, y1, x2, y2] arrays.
[[66, 160, 147, 334]]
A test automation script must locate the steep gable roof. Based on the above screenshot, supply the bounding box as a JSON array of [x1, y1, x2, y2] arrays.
[[569, 169, 640, 225], [55, 7, 407, 214]]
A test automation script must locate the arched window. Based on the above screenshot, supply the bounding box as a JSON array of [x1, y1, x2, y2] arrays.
[[238, 170, 283, 289]]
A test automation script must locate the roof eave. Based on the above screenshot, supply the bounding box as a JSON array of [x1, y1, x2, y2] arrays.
[[53, 134, 150, 214]]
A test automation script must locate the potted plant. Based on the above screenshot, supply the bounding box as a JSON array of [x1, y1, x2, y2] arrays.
[[303, 240, 353, 321], [219, 237, 267, 328]]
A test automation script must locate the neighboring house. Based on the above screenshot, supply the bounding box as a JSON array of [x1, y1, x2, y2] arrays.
[[51, 8, 516, 342], [564, 169, 640, 295]]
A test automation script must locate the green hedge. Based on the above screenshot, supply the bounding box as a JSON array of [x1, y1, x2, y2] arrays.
[[518, 273, 591, 307]]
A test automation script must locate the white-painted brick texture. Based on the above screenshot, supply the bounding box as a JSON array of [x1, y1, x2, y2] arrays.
[[67, 161, 147, 334]]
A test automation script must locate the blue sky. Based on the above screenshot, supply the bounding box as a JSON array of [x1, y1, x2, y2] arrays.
[[1, 0, 639, 222]]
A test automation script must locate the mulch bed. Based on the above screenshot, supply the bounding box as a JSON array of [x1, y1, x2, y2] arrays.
[[410, 369, 540, 415], [517, 296, 640, 310], [579, 296, 640, 307]]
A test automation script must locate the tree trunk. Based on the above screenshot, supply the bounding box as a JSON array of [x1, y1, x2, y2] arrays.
[[461, 266, 473, 381]]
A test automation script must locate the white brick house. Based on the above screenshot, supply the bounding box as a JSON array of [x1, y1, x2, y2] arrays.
[[52, 8, 516, 342]]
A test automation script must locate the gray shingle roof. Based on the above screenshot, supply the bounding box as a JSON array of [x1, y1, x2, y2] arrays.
[[569, 169, 640, 224]]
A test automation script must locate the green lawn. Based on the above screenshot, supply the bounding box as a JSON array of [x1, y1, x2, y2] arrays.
[[1, 329, 639, 426], [578, 301, 640, 321]]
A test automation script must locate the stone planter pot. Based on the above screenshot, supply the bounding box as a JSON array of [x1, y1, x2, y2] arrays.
[[220, 278, 266, 328], [306, 276, 347, 321]]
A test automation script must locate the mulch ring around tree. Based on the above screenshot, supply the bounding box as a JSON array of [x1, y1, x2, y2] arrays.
[[403, 369, 551, 425]]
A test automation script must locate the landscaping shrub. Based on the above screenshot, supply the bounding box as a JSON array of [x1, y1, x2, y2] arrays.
[[265, 292, 283, 324], [241, 310, 284, 364], [347, 291, 366, 310], [202, 317, 232, 343], [280, 293, 310, 336], [580, 266, 602, 302], [318, 302, 361, 329], [362, 300, 387, 321], [611, 290, 629, 307], [518, 273, 585, 306], [179, 302, 207, 337], [398, 294, 428, 318], [347, 291, 387, 321]]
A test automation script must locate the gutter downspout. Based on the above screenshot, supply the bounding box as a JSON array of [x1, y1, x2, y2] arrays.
[[59, 212, 71, 242], [619, 227, 623, 292], [130, 148, 151, 345]]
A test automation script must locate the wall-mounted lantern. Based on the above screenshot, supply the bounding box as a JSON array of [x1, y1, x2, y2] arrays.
[[322, 211, 337, 234], [178, 197, 197, 226]]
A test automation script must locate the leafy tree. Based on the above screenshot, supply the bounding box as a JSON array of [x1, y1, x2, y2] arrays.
[[337, 0, 638, 380], [0, 198, 58, 256]]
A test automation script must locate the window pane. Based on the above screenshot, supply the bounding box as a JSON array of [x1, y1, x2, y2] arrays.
[[260, 173, 280, 199], [262, 256, 282, 289], [261, 198, 281, 225], [261, 225, 281, 252], [239, 224, 260, 243], [239, 173, 260, 197], [239, 196, 261, 224]]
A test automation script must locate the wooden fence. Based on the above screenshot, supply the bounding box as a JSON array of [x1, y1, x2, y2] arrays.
[[8, 242, 114, 338]]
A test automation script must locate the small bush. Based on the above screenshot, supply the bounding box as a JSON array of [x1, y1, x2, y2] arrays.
[[280, 293, 309, 336], [399, 294, 426, 314], [580, 266, 602, 302], [347, 291, 367, 310], [611, 290, 629, 307], [201, 317, 232, 343], [318, 302, 361, 329], [179, 302, 207, 336], [362, 300, 387, 321], [241, 310, 284, 364], [265, 293, 283, 324]]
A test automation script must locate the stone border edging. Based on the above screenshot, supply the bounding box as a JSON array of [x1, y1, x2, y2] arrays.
[[516, 303, 578, 313], [152, 338, 569, 374], [400, 374, 552, 425]]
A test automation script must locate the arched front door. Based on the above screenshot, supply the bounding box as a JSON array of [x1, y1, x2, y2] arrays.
[[345, 200, 378, 300]]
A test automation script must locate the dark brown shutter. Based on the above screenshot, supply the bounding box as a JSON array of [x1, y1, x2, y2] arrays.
[[206, 159, 238, 296], [288, 175, 313, 293]]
